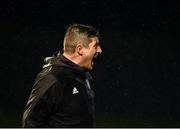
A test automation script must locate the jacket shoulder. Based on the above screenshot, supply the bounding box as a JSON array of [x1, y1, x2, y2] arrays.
[[34, 66, 76, 94]]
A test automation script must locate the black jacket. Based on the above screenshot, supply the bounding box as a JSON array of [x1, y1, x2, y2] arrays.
[[22, 53, 95, 127]]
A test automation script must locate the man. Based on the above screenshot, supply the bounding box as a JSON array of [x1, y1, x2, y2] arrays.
[[22, 23, 102, 127]]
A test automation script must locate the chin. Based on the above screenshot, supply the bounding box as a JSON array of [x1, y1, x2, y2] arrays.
[[89, 67, 93, 70], [85, 65, 92, 70], [88, 65, 93, 70]]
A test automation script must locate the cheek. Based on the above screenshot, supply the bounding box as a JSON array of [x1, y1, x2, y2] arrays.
[[82, 48, 95, 60], [88, 50, 95, 58], [82, 50, 91, 60]]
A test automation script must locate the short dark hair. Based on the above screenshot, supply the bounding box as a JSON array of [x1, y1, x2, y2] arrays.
[[63, 23, 99, 54]]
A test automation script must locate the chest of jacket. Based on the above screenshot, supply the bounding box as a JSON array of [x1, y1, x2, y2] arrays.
[[57, 73, 95, 116]]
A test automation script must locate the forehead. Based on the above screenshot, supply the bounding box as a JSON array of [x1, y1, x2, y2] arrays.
[[90, 37, 99, 44]]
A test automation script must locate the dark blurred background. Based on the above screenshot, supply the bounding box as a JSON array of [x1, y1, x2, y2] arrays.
[[0, 0, 180, 127]]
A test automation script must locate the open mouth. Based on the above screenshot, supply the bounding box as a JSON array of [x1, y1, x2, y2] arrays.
[[93, 52, 99, 59], [91, 53, 99, 65]]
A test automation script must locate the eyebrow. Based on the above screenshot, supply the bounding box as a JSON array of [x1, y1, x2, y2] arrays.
[[95, 41, 100, 45]]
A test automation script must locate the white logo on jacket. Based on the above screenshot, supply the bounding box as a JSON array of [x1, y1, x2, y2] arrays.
[[73, 87, 79, 94]]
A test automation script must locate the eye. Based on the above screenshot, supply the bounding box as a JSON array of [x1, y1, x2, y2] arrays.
[[94, 43, 98, 49]]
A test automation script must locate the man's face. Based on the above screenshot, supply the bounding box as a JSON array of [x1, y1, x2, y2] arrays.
[[81, 37, 102, 70]]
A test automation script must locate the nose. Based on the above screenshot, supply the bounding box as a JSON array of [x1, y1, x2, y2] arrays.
[[97, 46, 102, 54]]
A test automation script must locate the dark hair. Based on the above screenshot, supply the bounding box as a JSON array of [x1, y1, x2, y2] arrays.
[[63, 23, 99, 54]]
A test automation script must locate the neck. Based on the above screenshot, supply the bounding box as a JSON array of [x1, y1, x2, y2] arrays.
[[63, 52, 82, 66]]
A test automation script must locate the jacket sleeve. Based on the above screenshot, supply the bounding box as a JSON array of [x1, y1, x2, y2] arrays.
[[22, 74, 64, 127]]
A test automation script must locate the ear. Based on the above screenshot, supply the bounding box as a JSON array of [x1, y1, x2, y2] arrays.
[[75, 43, 83, 56]]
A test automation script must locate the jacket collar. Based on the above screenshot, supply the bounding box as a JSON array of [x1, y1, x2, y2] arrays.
[[58, 53, 89, 73], [43, 50, 90, 74]]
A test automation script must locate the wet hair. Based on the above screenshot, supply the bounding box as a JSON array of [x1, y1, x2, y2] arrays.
[[63, 23, 99, 54]]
